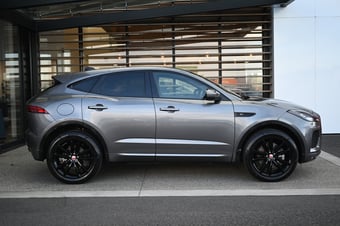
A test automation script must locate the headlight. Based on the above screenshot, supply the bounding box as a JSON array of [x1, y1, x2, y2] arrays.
[[288, 110, 318, 122]]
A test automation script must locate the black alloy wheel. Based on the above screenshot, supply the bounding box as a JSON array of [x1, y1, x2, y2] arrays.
[[47, 131, 103, 184], [243, 129, 298, 182]]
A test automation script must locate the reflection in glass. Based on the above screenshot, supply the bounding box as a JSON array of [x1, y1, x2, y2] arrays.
[[0, 20, 23, 144], [39, 8, 272, 97]]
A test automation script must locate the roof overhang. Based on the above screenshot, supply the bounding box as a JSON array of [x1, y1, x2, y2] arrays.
[[1, 0, 294, 32], [2, 0, 87, 9]]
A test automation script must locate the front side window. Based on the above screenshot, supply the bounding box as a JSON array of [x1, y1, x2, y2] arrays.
[[152, 71, 208, 99], [91, 71, 146, 97]]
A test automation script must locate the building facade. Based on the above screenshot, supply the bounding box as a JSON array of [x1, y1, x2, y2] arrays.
[[273, 0, 340, 133], [0, 0, 338, 151], [0, 18, 37, 150]]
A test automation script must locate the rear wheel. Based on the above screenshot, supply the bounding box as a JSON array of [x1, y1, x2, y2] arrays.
[[243, 129, 298, 182], [46, 131, 103, 184]]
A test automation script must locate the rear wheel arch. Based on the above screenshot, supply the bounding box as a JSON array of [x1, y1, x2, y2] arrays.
[[236, 121, 305, 163], [40, 121, 108, 161]]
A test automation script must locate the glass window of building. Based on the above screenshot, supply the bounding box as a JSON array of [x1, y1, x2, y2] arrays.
[[39, 7, 272, 97], [0, 20, 24, 144]]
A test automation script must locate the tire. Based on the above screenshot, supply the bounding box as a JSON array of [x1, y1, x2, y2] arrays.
[[46, 131, 103, 184], [243, 129, 298, 182]]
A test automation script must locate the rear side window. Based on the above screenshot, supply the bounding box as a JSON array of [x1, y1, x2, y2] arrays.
[[69, 77, 99, 92], [91, 71, 146, 97]]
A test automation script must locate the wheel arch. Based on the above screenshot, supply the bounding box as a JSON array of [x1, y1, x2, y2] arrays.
[[235, 121, 305, 163], [39, 121, 109, 161]]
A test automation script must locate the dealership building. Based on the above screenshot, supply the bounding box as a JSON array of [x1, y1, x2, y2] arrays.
[[0, 0, 339, 151]]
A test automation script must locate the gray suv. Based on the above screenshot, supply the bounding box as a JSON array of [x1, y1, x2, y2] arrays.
[[26, 67, 322, 184]]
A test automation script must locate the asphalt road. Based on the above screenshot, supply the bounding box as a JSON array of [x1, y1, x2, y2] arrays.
[[1, 195, 339, 226]]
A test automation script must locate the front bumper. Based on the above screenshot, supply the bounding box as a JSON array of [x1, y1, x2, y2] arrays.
[[299, 129, 322, 163], [279, 111, 322, 163]]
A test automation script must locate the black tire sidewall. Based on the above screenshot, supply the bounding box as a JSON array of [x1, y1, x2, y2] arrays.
[[46, 131, 103, 184], [243, 129, 298, 182]]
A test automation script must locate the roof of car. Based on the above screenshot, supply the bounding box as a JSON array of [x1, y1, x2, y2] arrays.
[[53, 67, 186, 84]]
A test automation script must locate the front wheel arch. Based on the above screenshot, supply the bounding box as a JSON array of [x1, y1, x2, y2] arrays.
[[236, 121, 304, 163]]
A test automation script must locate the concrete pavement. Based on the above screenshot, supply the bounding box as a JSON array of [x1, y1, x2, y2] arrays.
[[322, 134, 340, 158], [0, 145, 339, 198]]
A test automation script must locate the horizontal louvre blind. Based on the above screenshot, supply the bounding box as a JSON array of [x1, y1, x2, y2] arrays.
[[39, 7, 273, 97]]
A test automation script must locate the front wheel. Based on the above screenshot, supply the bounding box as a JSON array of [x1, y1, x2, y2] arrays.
[[46, 131, 103, 184], [243, 129, 298, 182]]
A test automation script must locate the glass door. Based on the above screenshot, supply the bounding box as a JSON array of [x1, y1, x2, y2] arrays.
[[0, 20, 24, 145]]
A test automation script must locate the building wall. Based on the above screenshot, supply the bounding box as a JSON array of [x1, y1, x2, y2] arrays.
[[273, 0, 340, 133]]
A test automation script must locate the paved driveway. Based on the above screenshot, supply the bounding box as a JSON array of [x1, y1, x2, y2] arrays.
[[322, 134, 340, 158], [0, 146, 339, 197]]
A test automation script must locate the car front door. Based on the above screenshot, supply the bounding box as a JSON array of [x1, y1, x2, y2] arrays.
[[151, 71, 235, 160], [82, 71, 156, 161]]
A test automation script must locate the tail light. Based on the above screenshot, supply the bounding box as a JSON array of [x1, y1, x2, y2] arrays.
[[27, 105, 49, 114]]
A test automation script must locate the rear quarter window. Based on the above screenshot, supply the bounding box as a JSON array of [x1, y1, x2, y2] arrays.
[[91, 71, 147, 97], [69, 77, 99, 92]]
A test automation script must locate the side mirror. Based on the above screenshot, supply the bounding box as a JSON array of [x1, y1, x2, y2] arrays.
[[205, 89, 221, 103]]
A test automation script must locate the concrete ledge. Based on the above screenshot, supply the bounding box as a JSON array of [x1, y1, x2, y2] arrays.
[[1, 188, 340, 199]]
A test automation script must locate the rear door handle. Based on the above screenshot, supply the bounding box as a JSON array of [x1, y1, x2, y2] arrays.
[[88, 104, 108, 111], [160, 106, 180, 113]]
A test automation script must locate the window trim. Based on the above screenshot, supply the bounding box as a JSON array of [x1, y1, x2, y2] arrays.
[[88, 71, 152, 98], [149, 70, 228, 101]]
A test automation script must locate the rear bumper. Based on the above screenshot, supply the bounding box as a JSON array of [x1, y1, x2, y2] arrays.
[[25, 129, 44, 161], [25, 111, 56, 161]]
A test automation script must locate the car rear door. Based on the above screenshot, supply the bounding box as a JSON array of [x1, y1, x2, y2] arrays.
[[82, 71, 156, 161], [151, 70, 235, 160]]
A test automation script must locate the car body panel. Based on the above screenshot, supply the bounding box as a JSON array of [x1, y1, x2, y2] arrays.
[[25, 67, 322, 176], [82, 95, 156, 161], [154, 98, 234, 160]]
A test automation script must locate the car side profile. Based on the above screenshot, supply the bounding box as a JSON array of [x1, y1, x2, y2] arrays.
[[26, 67, 322, 184]]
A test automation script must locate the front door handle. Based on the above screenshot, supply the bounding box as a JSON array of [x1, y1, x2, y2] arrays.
[[88, 104, 108, 111], [160, 106, 180, 113]]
